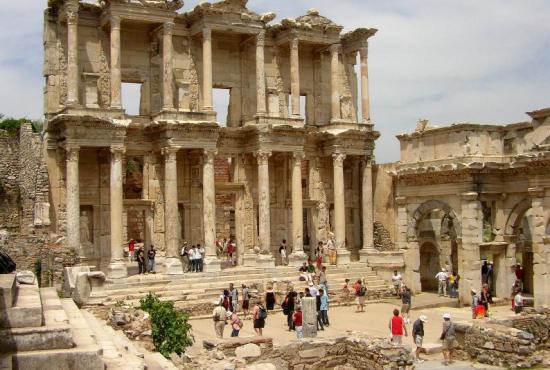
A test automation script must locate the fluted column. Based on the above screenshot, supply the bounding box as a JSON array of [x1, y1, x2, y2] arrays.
[[163, 147, 183, 274], [256, 30, 267, 115], [66, 146, 81, 258], [66, 7, 79, 106], [256, 151, 272, 254], [110, 16, 122, 109], [330, 44, 341, 121], [202, 27, 213, 111], [162, 22, 175, 110], [359, 45, 371, 122], [108, 146, 127, 278], [333, 152, 350, 265], [362, 159, 374, 249], [290, 33, 300, 117], [289, 152, 307, 265], [202, 150, 221, 271]]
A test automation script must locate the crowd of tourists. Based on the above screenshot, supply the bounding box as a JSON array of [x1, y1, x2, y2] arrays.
[[127, 239, 157, 274], [179, 242, 206, 272]]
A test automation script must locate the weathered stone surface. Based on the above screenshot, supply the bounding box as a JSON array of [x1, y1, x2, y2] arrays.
[[15, 271, 36, 285], [0, 274, 16, 309], [235, 343, 261, 360]]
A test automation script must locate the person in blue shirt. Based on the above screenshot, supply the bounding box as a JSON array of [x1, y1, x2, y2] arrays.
[[319, 288, 329, 326]]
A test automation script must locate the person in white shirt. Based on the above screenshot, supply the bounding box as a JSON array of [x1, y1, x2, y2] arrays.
[[188, 245, 197, 272], [392, 270, 403, 295], [197, 244, 205, 272], [435, 268, 449, 297]]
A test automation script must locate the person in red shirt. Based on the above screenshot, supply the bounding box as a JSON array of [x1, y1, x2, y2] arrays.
[[388, 308, 407, 344], [127, 239, 135, 262], [292, 305, 303, 339]]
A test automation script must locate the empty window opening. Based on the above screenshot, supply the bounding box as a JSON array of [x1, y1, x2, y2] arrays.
[[121, 82, 142, 116], [213, 88, 230, 127]]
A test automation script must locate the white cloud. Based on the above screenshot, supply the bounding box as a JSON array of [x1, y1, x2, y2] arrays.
[[0, 0, 548, 163]]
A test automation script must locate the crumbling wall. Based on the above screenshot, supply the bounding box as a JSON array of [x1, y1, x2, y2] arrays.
[[373, 163, 396, 248]]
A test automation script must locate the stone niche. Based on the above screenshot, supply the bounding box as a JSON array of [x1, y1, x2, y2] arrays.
[[81, 73, 100, 108]]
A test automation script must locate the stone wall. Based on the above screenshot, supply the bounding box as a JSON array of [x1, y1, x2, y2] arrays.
[[373, 163, 396, 245]]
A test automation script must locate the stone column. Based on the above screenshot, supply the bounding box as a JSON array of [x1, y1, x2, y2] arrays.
[[66, 146, 81, 259], [110, 16, 122, 109], [289, 152, 307, 265], [163, 147, 183, 274], [108, 147, 128, 279], [359, 45, 370, 122], [459, 192, 483, 305], [202, 150, 221, 272], [290, 33, 300, 117], [395, 196, 421, 292], [255, 150, 275, 267], [359, 159, 374, 262], [255, 30, 267, 115], [529, 187, 549, 307], [162, 22, 175, 111], [332, 152, 350, 265], [66, 7, 79, 106], [202, 27, 213, 111], [301, 296, 318, 338], [330, 44, 341, 122]]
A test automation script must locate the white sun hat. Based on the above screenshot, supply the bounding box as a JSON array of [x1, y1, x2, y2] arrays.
[[443, 313, 451, 319]]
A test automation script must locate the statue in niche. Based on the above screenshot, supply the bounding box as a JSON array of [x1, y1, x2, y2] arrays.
[[80, 210, 93, 246]]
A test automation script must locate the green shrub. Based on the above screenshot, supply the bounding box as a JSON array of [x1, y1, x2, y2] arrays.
[[139, 293, 194, 358], [32, 259, 42, 287]]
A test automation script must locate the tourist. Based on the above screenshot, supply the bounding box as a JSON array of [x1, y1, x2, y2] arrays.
[[511, 280, 521, 311], [197, 244, 205, 272], [299, 262, 310, 282], [308, 281, 318, 298], [220, 289, 231, 311], [342, 278, 352, 305], [265, 285, 276, 311], [514, 290, 524, 314], [279, 239, 288, 266], [515, 264, 524, 292], [389, 308, 407, 344], [319, 266, 328, 293], [188, 245, 197, 272], [400, 286, 411, 324], [435, 268, 448, 297], [319, 288, 329, 326], [481, 260, 489, 284], [229, 283, 238, 313], [282, 290, 295, 331], [480, 283, 492, 316], [440, 313, 456, 365], [127, 239, 135, 262], [307, 260, 316, 275], [242, 284, 250, 319], [252, 299, 267, 336], [391, 270, 403, 295], [212, 300, 227, 338], [215, 238, 224, 258], [315, 291, 324, 331], [487, 261, 494, 292], [303, 287, 312, 298], [147, 245, 156, 273], [315, 241, 324, 270], [353, 279, 366, 312], [470, 289, 479, 319], [228, 311, 242, 337], [448, 271, 458, 298], [227, 239, 235, 265], [327, 233, 337, 265], [180, 242, 189, 271], [292, 305, 303, 339], [412, 315, 428, 363], [136, 247, 146, 274]]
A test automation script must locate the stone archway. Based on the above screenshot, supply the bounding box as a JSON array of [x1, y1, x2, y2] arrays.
[[408, 200, 461, 241], [505, 198, 534, 294]]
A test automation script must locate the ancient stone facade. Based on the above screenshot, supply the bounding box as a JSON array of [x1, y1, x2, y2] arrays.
[[42, 0, 379, 278]]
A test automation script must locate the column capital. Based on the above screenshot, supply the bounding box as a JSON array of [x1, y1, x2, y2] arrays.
[[110, 146, 125, 160], [256, 30, 266, 47], [161, 146, 178, 162], [361, 157, 373, 168], [203, 27, 212, 40], [164, 21, 175, 35], [65, 145, 80, 162], [329, 43, 341, 55], [528, 186, 545, 199], [255, 150, 272, 165], [460, 191, 478, 201], [332, 152, 346, 166], [66, 9, 79, 25], [203, 149, 217, 165], [359, 44, 369, 57], [110, 15, 121, 29], [290, 32, 299, 51]]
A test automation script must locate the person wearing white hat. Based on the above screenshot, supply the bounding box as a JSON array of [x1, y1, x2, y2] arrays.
[[412, 315, 428, 363], [435, 268, 449, 297], [212, 300, 227, 338], [440, 313, 456, 365]]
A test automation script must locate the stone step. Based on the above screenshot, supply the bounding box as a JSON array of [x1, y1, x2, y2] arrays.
[[0, 274, 16, 309], [0, 284, 42, 328], [41, 287, 70, 327], [60, 298, 101, 349], [0, 324, 73, 353], [11, 346, 104, 370]]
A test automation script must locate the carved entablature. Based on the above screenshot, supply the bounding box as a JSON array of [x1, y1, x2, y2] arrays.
[[341, 27, 377, 53], [99, 0, 184, 12], [270, 9, 342, 45]]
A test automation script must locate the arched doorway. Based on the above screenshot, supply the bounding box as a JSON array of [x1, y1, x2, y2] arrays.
[[420, 242, 440, 291]]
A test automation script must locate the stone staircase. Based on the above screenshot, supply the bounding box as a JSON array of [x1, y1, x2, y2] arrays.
[[103, 262, 390, 309]]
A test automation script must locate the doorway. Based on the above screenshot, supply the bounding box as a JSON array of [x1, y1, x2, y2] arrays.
[[420, 242, 440, 291]]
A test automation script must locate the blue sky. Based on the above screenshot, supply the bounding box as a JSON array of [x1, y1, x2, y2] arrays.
[[0, 0, 549, 162]]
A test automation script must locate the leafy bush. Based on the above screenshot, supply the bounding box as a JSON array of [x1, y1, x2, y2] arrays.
[[139, 293, 194, 358], [0, 114, 43, 135]]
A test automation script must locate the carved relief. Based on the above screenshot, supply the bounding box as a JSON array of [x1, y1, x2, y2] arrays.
[[98, 32, 111, 108], [57, 38, 68, 106], [100, 0, 183, 11]]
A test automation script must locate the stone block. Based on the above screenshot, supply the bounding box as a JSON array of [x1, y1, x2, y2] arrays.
[[164, 257, 185, 275], [15, 271, 36, 285], [336, 250, 351, 266], [0, 274, 16, 309], [12, 347, 103, 370], [203, 257, 222, 273], [301, 297, 317, 338], [63, 266, 91, 297], [235, 343, 261, 360], [0, 286, 42, 328], [298, 347, 326, 358], [0, 325, 73, 353], [256, 254, 275, 269], [422, 343, 442, 354], [107, 261, 128, 279], [288, 251, 308, 267]]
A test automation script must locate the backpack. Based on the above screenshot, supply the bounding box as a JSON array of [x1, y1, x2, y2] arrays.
[[258, 305, 268, 320], [0, 250, 16, 273], [359, 286, 366, 297]]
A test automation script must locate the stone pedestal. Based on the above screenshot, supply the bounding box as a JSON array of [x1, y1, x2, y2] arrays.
[[288, 251, 308, 267], [107, 261, 128, 279], [165, 257, 184, 275], [243, 253, 257, 267], [203, 256, 221, 273], [301, 297, 317, 338], [359, 249, 371, 263], [256, 254, 276, 269], [336, 249, 351, 266]]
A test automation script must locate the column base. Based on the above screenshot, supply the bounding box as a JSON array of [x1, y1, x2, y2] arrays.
[[288, 251, 308, 267], [203, 257, 221, 273], [243, 253, 258, 267], [336, 249, 351, 266], [359, 248, 376, 263], [107, 260, 128, 279], [164, 257, 184, 275], [256, 254, 276, 269]]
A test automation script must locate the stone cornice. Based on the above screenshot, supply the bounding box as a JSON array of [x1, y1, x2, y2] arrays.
[[341, 27, 377, 53], [396, 121, 531, 141]]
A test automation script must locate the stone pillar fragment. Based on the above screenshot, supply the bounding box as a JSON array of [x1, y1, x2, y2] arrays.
[[459, 192, 483, 304], [359, 45, 370, 122], [290, 33, 300, 117], [360, 159, 374, 262], [330, 44, 341, 121], [289, 152, 307, 265], [529, 187, 549, 307], [108, 147, 128, 278], [202, 28, 213, 111], [163, 147, 183, 274], [332, 152, 350, 265], [202, 150, 221, 272], [255, 151, 273, 258], [301, 297, 317, 338], [255, 30, 267, 115], [162, 22, 175, 110], [110, 16, 122, 109], [66, 146, 81, 259], [66, 6, 79, 106]]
